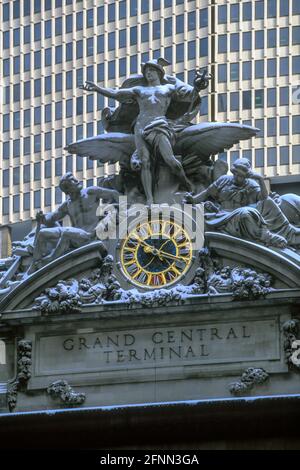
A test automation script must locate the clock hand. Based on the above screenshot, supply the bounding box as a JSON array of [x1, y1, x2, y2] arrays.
[[157, 249, 187, 262]]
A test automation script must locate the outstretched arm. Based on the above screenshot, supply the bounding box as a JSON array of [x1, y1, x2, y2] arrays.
[[88, 186, 120, 203], [80, 81, 137, 102], [184, 188, 210, 204], [36, 202, 68, 226]]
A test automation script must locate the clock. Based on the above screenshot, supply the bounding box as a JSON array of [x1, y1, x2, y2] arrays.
[[119, 219, 193, 289]]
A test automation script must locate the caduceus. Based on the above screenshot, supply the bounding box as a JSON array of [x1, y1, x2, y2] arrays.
[[181, 68, 212, 122]]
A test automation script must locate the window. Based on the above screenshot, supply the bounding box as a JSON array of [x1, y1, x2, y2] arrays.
[[13, 168, 20, 186], [45, 160, 51, 178], [24, 82, 31, 100], [10, 193, 19, 217], [119, 30, 126, 48], [23, 26, 31, 45], [76, 12, 83, 30], [130, 0, 137, 16], [218, 64, 227, 83], [280, 116, 289, 135], [255, 60, 264, 78], [45, 189, 51, 207], [119, 58, 126, 77], [218, 35, 227, 53], [267, 88, 276, 107], [55, 130, 62, 149], [34, 51, 41, 70], [45, 76, 52, 95], [55, 158, 62, 176], [280, 146, 289, 165], [267, 58, 276, 77], [293, 56, 300, 74], [87, 65, 94, 82], [34, 135, 41, 153], [255, 148, 264, 167], [164, 18, 172, 37], [267, 118, 277, 136], [97, 6, 104, 24], [66, 43, 73, 61], [200, 8, 208, 28], [130, 26, 137, 44], [292, 146, 300, 164], [76, 40, 83, 59], [119, 1, 126, 19], [13, 28, 20, 47], [14, 112, 20, 130], [34, 0, 41, 13], [3, 59, 10, 77], [243, 2, 252, 20], [87, 95, 93, 113], [243, 32, 252, 50], [3, 198, 9, 216], [267, 29, 276, 48], [230, 92, 239, 111], [293, 115, 300, 134], [34, 79, 41, 97], [24, 137, 31, 155], [3, 3, 9, 22], [13, 0, 20, 18], [243, 91, 251, 110], [218, 5, 227, 24], [55, 102, 62, 120], [14, 57, 20, 75], [34, 106, 41, 125], [24, 165, 30, 183], [45, 48, 52, 67], [108, 61, 115, 80], [108, 32, 115, 50], [45, 20, 52, 39], [292, 27, 300, 45], [55, 46, 62, 64], [280, 87, 289, 105], [45, 0, 52, 11], [218, 94, 227, 112], [3, 142, 10, 160], [255, 1, 264, 19], [34, 191, 41, 209], [255, 31, 264, 49], [176, 44, 184, 63], [34, 23, 41, 42], [97, 35, 104, 54], [267, 147, 277, 166], [108, 3, 115, 22], [280, 57, 289, 76], [55, 17, 62, 36], [45, 132, 52, 150], [87, 38, 93, 56], [13, 139, 20, 157], [45, 104, 52, 122], [188, 11, 196, 31], [34, 162, 41, 181], [13, 84, 20, 102], [76, 69, 83, 87], [267, 0, 277, 18], [280, 28, 289, 46], [255, 119, 264, 137], [4, 86, 10, 105], [230, 4, 239, 22], [255, 90, 264, 108], [280, 0, 289, 16], [130, 55, 137, 73], [293, 0, 300, 14], [76, 97, 83, 115], [141, 1, 149, 13], [66, 71, 73, 89], [3, 170, 9, 187], [188, 41, 196, 60], [3, 31, 9, 49], [24, 109, 31, 127], [230, 63, 239, 81], [66, 14, 73, 33], [176, 15, 184, 34], [200, 38, 208, 57]]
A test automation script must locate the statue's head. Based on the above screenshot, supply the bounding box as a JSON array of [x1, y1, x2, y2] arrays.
[[59, 172, 82, 196], [141, 58, 170, 84], [231, 158, 251, 185]]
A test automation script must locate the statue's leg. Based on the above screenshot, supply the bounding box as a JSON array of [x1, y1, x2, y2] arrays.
[[135, 132, 153, 205], [32, 228, 60, 262], [48, 228, 91, 260], [157, 134, 192, 191]]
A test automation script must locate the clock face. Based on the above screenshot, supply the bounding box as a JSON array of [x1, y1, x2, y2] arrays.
[[120, 219, 193, 289]]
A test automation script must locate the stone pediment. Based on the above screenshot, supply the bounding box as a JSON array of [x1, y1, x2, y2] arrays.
[[1, 233, 300, 314]]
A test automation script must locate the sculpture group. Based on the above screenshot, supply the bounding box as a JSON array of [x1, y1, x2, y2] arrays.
[[1, 58, 300, 295]]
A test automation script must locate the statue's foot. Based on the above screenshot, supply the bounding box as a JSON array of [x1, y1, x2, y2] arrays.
[[266, 233, 288, 249]]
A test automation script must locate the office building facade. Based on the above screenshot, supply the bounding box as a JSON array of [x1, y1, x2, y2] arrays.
[[0, 0, 300, 251]]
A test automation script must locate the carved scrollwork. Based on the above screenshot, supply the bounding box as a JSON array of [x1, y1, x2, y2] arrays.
[[7, 339, 32, 412], [47, 380, 86, 406], [229, 367, 269, 396], [282, 319, 300, 371]]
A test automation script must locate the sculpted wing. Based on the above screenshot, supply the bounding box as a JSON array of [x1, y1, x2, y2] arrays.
[[65, 133, 136, 168], [174, 122, 259, 162]]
